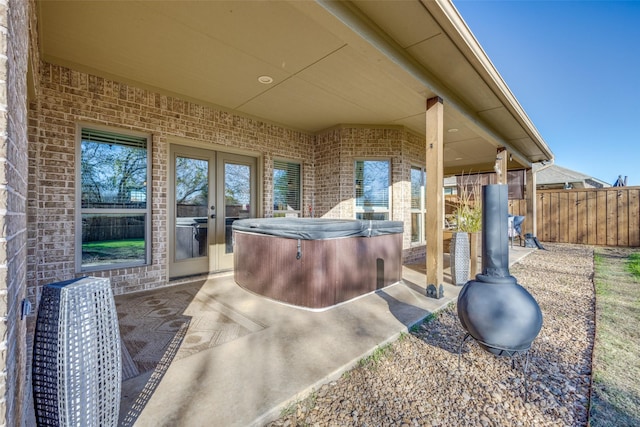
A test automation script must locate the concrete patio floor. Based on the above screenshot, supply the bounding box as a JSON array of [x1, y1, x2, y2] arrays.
[[118, 245, 535, 426]]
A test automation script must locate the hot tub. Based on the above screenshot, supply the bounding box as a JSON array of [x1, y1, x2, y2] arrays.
[[232, 218, 404, 309]]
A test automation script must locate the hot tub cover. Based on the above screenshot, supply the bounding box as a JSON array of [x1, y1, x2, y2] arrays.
[[232, 218, 403, 240]]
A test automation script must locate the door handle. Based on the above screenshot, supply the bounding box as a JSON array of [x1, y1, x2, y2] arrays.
[[211, 214, 216, 219]]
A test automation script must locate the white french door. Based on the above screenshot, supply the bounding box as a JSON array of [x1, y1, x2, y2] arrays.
[[169, 145, 256, 278]]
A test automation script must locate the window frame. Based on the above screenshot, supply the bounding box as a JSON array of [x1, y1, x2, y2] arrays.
[[354, 158, 391, 220], [273, 159, 302, 218], [75, 124, 152, 272], [410, 165, 426, 244]]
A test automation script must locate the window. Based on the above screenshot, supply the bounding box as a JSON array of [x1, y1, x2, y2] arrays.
[[77, 127, 151, 271], [355, 159, 390, 220], [273, 160, 301, 217], [411, 166, 426, 243]]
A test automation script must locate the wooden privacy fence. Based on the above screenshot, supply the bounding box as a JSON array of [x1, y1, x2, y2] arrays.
[[507, 187, 640, 247]]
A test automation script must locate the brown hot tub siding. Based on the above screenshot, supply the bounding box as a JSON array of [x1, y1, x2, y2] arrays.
[[233, 231, 402, 309]]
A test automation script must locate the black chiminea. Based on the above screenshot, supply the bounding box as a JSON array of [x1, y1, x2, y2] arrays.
[[457, 184, 542, 356]]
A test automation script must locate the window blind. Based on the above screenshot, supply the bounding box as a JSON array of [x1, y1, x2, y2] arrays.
[[355, 160, 389, 208], [82, 128, 147, 149], [273, 160, 301, 211]]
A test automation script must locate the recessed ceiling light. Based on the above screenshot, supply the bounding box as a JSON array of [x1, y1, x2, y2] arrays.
[[258, 75, 274, 84], [448, 128, 459, 133], [455, 157, 463, 161]]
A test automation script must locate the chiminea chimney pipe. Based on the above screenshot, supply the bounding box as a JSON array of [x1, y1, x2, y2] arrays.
[[478, 184, 512, 281]]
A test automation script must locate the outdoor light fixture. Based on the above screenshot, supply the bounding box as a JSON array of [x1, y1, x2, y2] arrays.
[[257, 75, 274, 84]]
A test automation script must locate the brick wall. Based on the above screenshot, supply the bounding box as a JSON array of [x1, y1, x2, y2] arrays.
[[28, 63, 316, 296], [17, 3, 439, 424], [28, 63, 435, 295], [314, 129, 342, 218], [1, 0, 30, 424], [315, 126, 428, 261], [28, 66, 433, 297]]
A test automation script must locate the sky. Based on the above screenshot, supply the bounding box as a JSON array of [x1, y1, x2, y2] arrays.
[[453, 0, 640, 186]]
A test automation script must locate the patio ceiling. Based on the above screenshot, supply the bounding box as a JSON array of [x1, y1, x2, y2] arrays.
[[37, 0, 553, 175]]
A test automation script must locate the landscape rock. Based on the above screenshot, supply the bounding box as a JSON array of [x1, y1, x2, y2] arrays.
[[267, 243, 594, 426]]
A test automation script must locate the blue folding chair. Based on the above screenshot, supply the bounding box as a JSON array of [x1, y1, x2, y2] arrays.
[[508, 214, 525, 247]]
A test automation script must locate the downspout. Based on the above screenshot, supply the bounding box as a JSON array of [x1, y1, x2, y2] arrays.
[[314, 0, 533, 168]]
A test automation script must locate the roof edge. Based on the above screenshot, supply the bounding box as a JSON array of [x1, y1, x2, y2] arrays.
[[314, 0, 545, 167], [425, 0, 554, 162]]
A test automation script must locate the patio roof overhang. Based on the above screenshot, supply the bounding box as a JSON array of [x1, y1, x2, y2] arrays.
[[36, 0, 553, 175]]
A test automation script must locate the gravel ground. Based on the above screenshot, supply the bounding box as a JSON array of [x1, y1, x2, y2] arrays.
[[267, 243, 595, 426]]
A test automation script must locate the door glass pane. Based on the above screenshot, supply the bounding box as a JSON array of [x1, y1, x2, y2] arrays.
[[225, 163, 251, 254], [175, 156, 208, 260]]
